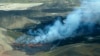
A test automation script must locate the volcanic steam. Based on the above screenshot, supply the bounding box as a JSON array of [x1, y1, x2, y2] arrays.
[[16, 0, 100, 44]]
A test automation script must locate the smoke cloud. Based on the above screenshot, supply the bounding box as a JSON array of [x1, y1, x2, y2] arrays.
[[16, 0, 100, 44]]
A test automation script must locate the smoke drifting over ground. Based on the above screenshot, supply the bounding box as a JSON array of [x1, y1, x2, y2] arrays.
[[16, 0, 100, 44]]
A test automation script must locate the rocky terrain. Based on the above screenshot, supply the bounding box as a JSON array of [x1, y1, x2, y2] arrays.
[[0, 0, 100, 56]]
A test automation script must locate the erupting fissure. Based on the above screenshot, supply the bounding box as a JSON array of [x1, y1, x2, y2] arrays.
[[16, 0, 100, 44]]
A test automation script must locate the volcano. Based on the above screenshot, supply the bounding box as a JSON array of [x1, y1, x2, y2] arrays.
[[11, 21, 100, 55], [10, 0, 100, 55]]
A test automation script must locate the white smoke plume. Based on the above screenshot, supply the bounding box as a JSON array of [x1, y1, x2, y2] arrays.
[[16, 0, 100, 44]]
